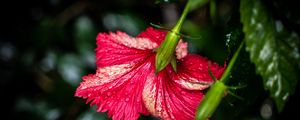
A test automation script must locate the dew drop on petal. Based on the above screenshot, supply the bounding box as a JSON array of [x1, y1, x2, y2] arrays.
[[130, 81, 135, 84], [171, 115, 175, 119], [156, 107, 162, 112], [162, 111, 168, 118], [107, 92, 112, 96], [158, 89, 162, 93], [166, 104, 171, 109], [125, 98, 129, 102]]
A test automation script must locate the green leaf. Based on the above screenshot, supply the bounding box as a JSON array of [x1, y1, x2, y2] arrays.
[[240, 0, 300, 111], [213, 12, 265, 119]]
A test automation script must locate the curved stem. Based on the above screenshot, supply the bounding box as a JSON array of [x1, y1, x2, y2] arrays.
[[220, 41, 244, 83], [155, 0, 192, 72], [196, 42, 244, 120], [196, 81, 227, 120], [172, 0, 191, 33]]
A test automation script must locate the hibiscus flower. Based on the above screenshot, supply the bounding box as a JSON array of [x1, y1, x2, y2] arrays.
[[75, 27, 225, 120]]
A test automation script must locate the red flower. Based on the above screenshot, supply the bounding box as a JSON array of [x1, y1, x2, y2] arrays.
[[75, 27, 225, 120]]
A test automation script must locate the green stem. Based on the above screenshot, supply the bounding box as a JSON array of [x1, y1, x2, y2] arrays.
[[196, 81, 227, 120], [195, 42, 244, 120], [155, 0, 192, 73], [172, 0, 191, 33], [220, 41, 244, 83]]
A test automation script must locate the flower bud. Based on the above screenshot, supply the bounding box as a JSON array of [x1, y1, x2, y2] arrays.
[[155, 31, 180, 73]]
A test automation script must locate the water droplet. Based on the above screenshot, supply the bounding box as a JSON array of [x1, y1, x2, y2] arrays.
[[156, 107, 162, 112], [130, 81, 135, 84], [166, 104, 171, 109], [158, 89, 162, 93], [125, 98, 129, 102], [107, 92, 112, 96], [170, 114, 175, 119], [162, 111, 168, 117]]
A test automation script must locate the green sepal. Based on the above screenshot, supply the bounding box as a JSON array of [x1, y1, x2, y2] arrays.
[[155, 31, 180, 73], [208, 62, 217, 81], [155, 0, 192, 73], [195, 42, 244, 119], [196, 81, 227, 120], [171, 56, 177, 73]]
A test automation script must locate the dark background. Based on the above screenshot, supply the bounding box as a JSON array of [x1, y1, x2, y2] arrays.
[[0, 0, 299, 120]]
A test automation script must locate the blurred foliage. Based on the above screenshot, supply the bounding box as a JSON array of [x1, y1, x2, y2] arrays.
[[0, 0, 299, 120], [241, 0, 300, 112], [212, 7, 265, 120]]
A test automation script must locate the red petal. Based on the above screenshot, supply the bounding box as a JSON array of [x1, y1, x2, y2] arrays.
[[175, 40, 188, 59], [75, 57, 156, 120], [76, 27, 226, 120], [137, 27, 166, 45], [138, 27, 189, 60], [96, 31, 158, 67], [143, 65, 204, 120], [176, 54, 226, 90], [77, 29, 164, 120]]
